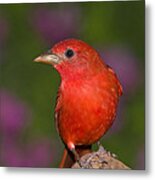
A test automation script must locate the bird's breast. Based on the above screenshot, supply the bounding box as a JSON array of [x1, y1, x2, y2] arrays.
[[55, 74, 120, 146]]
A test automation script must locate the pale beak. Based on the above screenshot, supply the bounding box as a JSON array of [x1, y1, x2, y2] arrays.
[[34, 54, 60, 65]]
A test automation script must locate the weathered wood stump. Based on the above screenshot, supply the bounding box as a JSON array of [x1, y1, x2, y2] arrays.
[[72, 146, 131, 169]]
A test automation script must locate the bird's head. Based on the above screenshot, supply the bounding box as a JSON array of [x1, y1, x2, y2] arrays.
[[34, 39, 105, 80]]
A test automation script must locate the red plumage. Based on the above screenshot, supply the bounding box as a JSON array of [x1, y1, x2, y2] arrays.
[[34, 39, 122, 168]]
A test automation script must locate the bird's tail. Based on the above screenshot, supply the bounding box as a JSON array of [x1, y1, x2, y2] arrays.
[[59, 148, 75, 168], [59, 145, 92, 168]]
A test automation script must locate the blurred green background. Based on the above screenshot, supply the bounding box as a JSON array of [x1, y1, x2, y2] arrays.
[[0, 1, 145, 169]]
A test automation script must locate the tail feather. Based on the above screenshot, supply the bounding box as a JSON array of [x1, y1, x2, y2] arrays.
[[59, 148, 75, 168], [59, 145, 92, 168]]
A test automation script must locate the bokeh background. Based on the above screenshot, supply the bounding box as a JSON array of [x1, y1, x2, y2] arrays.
[[0, 1, 145, 169]]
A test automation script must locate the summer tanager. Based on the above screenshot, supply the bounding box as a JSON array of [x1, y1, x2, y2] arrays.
[[34, 39, 123, 168]]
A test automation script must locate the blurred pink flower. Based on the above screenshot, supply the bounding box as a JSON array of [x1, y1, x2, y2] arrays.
[[100, 47, 141, 95], [30, 6, 80, 44], [0, 89, 31, 134]]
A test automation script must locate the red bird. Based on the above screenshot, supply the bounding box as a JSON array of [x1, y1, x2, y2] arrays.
[[34, 39, 123, 168]]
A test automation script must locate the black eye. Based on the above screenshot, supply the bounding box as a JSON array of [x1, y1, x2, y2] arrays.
[[65, 49, 74, 58]]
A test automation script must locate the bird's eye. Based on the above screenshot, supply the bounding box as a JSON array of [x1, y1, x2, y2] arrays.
[[65, 49, 74, 58]]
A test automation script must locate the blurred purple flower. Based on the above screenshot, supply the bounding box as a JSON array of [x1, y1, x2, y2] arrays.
[[1, 140, 23, 167], [30, 6, 80, 44], [25, 139, 53, 167], [0, 89, 31, 135], [0, 89, 58, 167], [100, 47, 141, 94], [1, 137, 55, 167]]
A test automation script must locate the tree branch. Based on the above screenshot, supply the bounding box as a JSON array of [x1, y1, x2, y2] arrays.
[[72, 146, 131, 169]]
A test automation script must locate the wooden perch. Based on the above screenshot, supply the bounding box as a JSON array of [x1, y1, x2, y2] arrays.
[[72, 146, 131, 169]]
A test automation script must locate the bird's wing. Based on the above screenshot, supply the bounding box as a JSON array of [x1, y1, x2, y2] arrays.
[[106, 65, 123, 96], [54, 90, 63, 133]]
